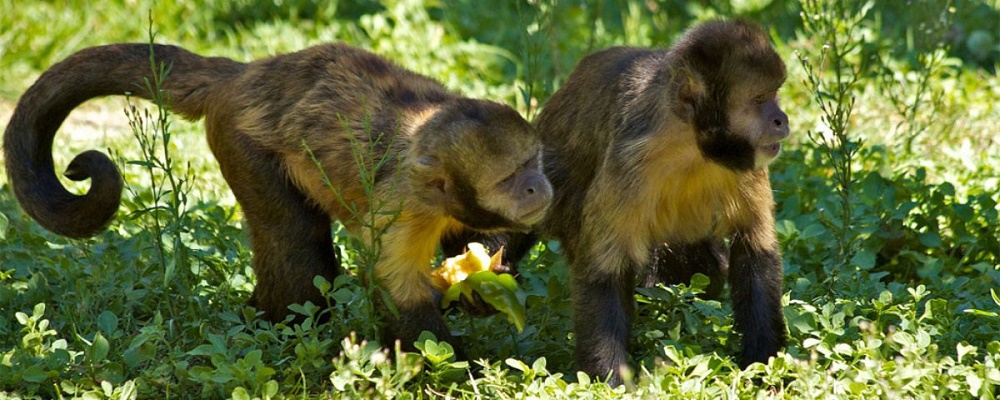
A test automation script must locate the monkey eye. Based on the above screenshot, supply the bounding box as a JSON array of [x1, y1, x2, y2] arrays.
[[496, 165, 520, 187], [753, 91, 778, 105], [497, 156, 534, 187], [498, 170, 517, 186]]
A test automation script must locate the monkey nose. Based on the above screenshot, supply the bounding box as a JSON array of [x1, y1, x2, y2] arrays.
[[771, 113, 790, 140], [519, 176, 553, 223], [527, 176, 553, 203]]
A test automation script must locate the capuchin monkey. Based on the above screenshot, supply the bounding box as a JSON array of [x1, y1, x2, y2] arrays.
[[452, 19, 790, 385], [3, 42, 553, 352], [538, 18, 789, 385]]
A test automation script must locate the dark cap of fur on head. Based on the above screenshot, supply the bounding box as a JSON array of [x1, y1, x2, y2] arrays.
[[673, 19, 786, 88]]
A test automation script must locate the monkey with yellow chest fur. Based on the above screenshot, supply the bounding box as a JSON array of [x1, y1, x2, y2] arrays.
[[3, 43, 552, 351], [540, 19, 789, 385], [446, 19, 790, 385]]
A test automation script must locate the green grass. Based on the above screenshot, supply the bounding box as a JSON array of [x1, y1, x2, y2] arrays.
[[2, 0, 1000, 398]]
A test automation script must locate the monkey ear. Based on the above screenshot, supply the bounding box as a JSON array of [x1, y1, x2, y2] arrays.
[[673, 68, 704, 123], [410, 155, 455, 204], [429, 177, 448, 196], [424, 174, 458, 210]]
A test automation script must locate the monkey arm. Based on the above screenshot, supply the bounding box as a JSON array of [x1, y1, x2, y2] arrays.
[[725, 172, 786, 367], [567, 239, 638, 387], [373, 210, 454, 346], [565, 171, 654, 386], [374, 211, 448, 307], [728, 224, 785, 367]]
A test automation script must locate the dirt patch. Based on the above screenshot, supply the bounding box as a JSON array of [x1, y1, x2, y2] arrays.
[[0, 97, 132, 142], [0, 97, 149, 174]]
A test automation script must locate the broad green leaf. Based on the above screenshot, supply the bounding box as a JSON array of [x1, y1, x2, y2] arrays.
[[690, 273, 710, 291], [86, 332, 110, 364], [15, 312, 28, 325], [505, 358, 529, 372], [231, 387, 251, 400], [918, 232, 942, 248], [333, 288, 355, 304], [851, 248, 876, 269], [775, 219, 797, 238], [531, 357, 547, 373], [785, 307, 817, 334], [21, 366, 48, 383], [263, 380, 279, 398], [967, 374, 982, 396], [469, 272, 525, 332], [800, 223, 826, 239], [440, 271, 526, 332], [957, 342, 977, 363], [420, 338, 455, 365], [952, 203, 975, 221], [123, 341, 156, 368], [98, 311, 119, 336], [313, 275, 332, 294]]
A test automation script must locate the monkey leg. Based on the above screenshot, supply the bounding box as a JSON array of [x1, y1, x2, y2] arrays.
[[570, 254, 636, 386], [640, 238, 729, 299], [208, 131, 339, 321], [728, 230, 785, 367]]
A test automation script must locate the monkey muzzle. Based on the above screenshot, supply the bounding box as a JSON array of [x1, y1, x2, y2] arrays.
[[516, 176, 553, 225]]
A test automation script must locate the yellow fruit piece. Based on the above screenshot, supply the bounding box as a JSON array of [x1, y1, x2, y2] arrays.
[[431, 242, 502, 291]]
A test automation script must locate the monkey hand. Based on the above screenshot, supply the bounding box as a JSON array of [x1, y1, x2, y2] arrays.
[[453, 290, 501, 317]]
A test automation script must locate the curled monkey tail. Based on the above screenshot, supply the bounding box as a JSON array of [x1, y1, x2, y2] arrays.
[[3, 43, 245, 238]]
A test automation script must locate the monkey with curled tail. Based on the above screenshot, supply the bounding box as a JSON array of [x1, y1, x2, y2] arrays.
[[3, 42, 553, 353]]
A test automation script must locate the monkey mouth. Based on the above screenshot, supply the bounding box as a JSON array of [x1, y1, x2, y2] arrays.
[[759, 142, 782, 158], [518, 203, 549, 225]]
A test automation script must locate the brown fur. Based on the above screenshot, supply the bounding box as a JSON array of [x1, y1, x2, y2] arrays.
[[532, 19, 789, 385], [3, 42, 552, 350]]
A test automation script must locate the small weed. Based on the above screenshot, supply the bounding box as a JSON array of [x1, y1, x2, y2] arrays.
[[117, 14, 196, 289]]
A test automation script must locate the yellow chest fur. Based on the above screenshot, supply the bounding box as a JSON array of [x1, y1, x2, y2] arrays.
[[639, 139, 744, 244]]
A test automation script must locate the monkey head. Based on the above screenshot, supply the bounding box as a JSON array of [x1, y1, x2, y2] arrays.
[[407, 99, 553, 231], [673, 19, 789, 171]]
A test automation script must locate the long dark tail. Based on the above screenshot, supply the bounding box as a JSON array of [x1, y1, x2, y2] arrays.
[[2, 43, 245, 238]]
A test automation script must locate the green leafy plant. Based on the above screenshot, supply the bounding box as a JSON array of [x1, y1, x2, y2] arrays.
[[302, 108, 399, 336], [328, 333, 423, 399], [0, 303, 72, 386], [118, 14, 196, 288], [795, 0, 871, 290]]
